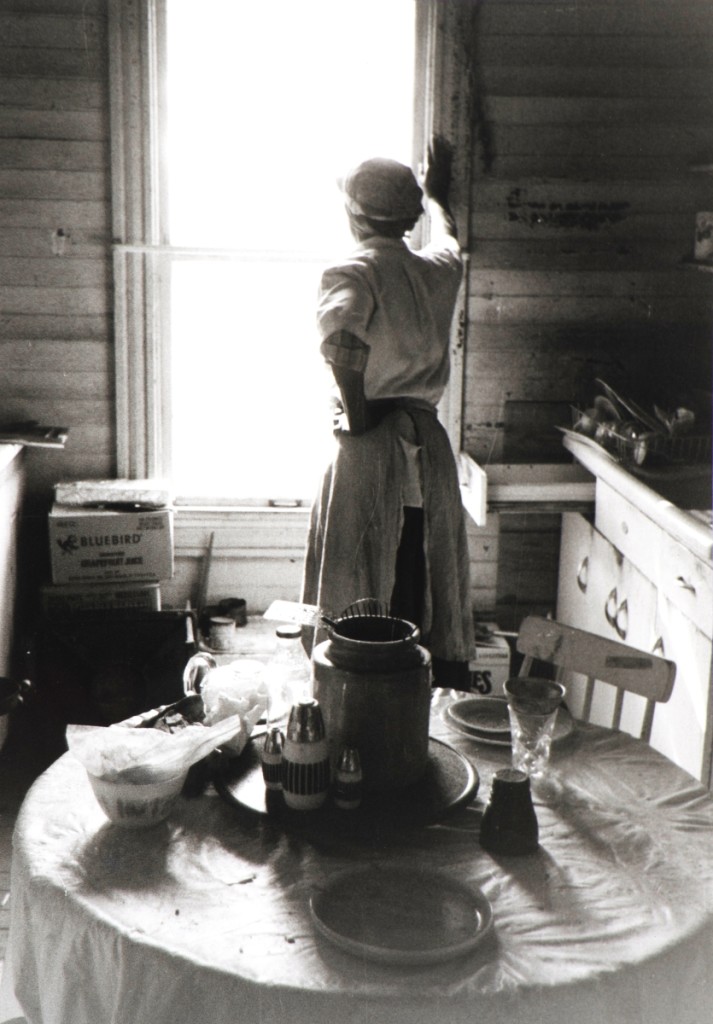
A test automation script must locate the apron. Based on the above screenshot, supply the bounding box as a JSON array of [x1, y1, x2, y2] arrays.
[[301, 407, 474, 663]]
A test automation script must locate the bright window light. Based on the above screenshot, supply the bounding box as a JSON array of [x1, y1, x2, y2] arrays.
[[165, 0, 416, 501]]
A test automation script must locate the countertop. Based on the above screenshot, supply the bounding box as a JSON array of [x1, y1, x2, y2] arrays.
[[562, 432, 712, 563]]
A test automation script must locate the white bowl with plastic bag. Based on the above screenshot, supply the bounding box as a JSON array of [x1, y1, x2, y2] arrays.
[[67, 710, 255, 829], [87, 769, 188, 828]]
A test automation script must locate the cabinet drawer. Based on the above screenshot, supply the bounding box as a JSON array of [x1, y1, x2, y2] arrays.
[[557, 512, 595, 632], [657, 533, 713, 638], [558, 513, 659, 646], [594, 479, 662, 581]]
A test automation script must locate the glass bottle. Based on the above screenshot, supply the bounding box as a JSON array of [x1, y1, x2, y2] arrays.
[[265, 624, 312, 730]]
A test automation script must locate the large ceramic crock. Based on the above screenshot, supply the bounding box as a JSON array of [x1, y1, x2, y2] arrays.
[[312, 614, 431, 792]]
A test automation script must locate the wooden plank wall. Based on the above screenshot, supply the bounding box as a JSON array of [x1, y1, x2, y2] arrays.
[[462, 0, 713, 629], [0, 0, 114, 506], [465, 0, 712, 461], [0, 0, 113, 625]]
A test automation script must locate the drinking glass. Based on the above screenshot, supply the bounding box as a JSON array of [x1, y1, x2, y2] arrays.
[[504, 677, 566, 781]]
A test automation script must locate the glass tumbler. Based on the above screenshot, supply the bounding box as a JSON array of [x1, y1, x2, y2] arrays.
[[504, 677, 566, 781]]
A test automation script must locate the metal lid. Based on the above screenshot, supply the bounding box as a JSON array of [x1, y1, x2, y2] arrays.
[[493, 768, 529, 787], [276, 623, 302, 640], [263, 726, 284, 755], [285, 698, 325, 742], [337, 746, 362, 774]]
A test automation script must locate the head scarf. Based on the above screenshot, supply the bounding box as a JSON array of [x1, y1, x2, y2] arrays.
[[339, 157, 424, 222]]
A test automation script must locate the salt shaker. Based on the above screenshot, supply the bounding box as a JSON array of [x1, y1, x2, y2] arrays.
[[282, 699, 330, 810], [479, 768, 539, 855], [334, 746, 363, 810], [261, 727, 284, 791]]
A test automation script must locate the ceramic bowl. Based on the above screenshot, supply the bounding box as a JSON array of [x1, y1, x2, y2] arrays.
[[88, 770, 187, 828]]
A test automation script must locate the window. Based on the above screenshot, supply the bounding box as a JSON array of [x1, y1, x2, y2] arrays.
[[110, 0, 468, 506]]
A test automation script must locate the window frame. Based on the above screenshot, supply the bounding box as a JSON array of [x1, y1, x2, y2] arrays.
[[108, 0, 473, 505]]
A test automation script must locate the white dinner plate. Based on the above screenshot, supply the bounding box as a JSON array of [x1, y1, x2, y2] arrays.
[[310, 866, 493, 965], [445, 697, 574, 747]]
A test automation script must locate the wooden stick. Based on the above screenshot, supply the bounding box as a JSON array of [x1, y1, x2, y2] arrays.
[[197, 531, 215, 612]]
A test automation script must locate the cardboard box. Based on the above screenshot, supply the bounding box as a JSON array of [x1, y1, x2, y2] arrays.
[[469, 623, 512, 696], [39, 581, 162, 614], [49, 505, 174, 583]]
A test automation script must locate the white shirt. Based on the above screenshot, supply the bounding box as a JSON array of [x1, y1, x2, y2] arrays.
[[316, 234, 463, 407]]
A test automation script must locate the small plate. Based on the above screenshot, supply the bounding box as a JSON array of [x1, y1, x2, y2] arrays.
[[445, 698, 574, 747], [310, 866, 493, 965], [447, 696, 510, 736]]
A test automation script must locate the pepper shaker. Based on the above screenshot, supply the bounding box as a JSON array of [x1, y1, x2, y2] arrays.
[[282, 699, 330, 810]]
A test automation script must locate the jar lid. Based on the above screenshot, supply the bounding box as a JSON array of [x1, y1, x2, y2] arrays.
[[276, 623, 302, 639], [492, 768, 530, 788], [286, 698, 325, 742]]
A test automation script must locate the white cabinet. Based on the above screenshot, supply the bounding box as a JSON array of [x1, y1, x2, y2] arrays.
[[651, 598, 712, 779], [558, 512, 660, 744], [558, 496, 713, 785]]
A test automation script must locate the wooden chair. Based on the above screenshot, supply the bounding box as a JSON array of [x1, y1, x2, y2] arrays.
[[516, 615, 676, 742]]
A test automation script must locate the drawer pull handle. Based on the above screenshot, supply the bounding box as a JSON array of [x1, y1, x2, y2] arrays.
[[676, 576, 696, 595], [615, 599, 628, 641], [605, 588, 618, 628], [576, 556, 589, 593]]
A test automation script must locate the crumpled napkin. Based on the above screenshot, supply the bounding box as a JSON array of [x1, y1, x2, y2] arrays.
[[67, 714, 246, 784], [198, 661, 267, 755]]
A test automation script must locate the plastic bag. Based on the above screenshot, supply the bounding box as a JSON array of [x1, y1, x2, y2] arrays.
[[198, 662, 267, 755], [67, 714, 246, 784]]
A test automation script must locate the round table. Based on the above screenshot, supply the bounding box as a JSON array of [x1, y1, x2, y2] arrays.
[[2, 691, 713, 1024]]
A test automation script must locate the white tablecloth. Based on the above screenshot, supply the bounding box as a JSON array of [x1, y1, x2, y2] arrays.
[[2, 691, 713, 1024]]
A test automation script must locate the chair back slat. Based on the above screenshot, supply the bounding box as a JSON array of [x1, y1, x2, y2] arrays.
[[581, 675, 595, 721], [641, 700, 656, 743], [517, 616, 675, 704], [612, 687, 625, 731]]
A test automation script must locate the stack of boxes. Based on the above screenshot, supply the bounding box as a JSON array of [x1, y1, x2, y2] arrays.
[[43, 479, 174, 612]]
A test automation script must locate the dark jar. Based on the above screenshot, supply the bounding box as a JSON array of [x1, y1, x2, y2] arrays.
[[312, 614, 431, 792], [479, 768, 539, 856]]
